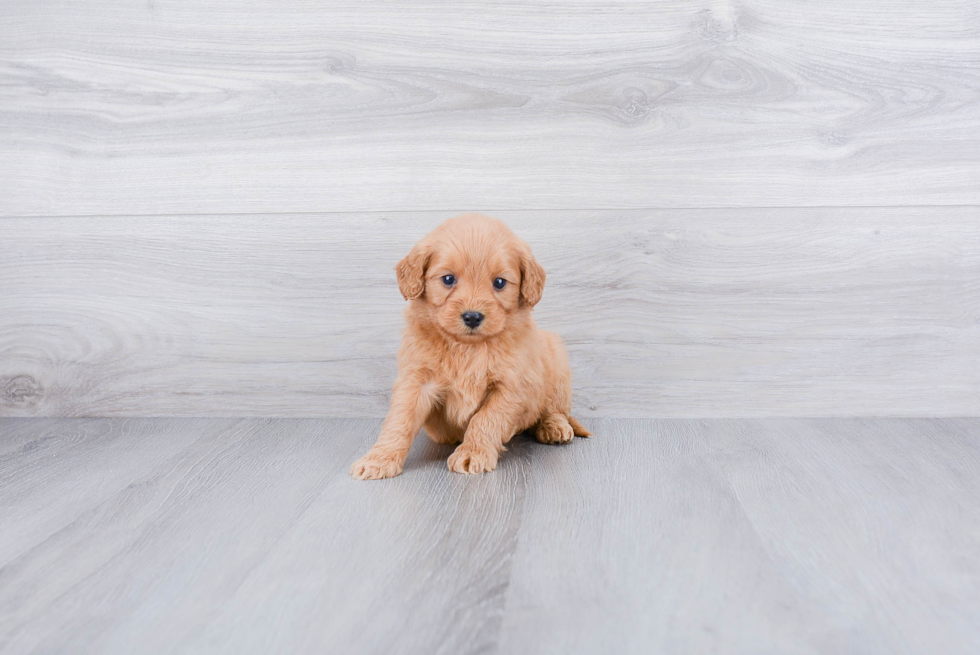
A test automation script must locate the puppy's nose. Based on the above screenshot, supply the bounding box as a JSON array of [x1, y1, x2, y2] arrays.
[[461, 311, 485, 329]]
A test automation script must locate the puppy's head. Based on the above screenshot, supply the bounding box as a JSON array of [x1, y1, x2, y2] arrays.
[[395, 213, 545, 342]]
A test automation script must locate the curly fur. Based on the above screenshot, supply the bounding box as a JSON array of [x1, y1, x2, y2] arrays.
[[351, 213, 590, 479]]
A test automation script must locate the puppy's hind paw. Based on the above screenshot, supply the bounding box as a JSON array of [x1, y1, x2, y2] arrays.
[[535, 414, 575, 444], [350, 451, 404, 480], [447, 444, 498, 474]]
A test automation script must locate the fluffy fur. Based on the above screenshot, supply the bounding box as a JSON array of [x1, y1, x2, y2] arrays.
[[350, 213, 590, 480]]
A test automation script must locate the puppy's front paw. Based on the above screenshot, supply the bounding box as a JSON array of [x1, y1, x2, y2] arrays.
[[350, 450, 404, 480], [447, 443, 498, 474]]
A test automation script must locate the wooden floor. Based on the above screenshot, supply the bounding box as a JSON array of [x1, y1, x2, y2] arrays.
[[2, 3, 979, 652], [2, 417, 979, 654]]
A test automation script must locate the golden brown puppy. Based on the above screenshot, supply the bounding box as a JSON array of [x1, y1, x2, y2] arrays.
[[350, 213, 590, 480]]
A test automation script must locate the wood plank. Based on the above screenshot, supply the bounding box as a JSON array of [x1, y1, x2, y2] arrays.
[[0, 418, 528, 654], [0, 418, 237, 566], [497, 418, 980, 654], [0, 418, 366, 651], [2, 1, 980, 215], [2, 208, 978, 418], [179, 427, 529, 655], [2, 418, 979, 652]]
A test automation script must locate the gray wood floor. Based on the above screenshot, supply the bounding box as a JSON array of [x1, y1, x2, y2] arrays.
[[2, 417, 979, 654]]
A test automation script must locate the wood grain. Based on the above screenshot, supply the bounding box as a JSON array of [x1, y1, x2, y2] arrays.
[[2, 209, 978, 418], [2, 417, 979, 653], [2, 1, 979, 215], [0, 418, 529, 654], [0, 418, 237, 567], [498, 418, 980, 654]]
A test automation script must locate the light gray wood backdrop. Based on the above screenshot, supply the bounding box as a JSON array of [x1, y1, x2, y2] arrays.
[[1, 1, 978, 417]]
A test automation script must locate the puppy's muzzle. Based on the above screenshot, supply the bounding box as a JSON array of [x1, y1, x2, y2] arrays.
[[461, 311, 485, 329]]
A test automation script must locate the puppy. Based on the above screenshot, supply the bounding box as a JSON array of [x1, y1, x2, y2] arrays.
[[350, 213, 590, 480]]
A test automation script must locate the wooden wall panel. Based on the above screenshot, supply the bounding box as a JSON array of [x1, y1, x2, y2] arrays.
[[2, 209, 977, 417], [2, 1, 979, 215]]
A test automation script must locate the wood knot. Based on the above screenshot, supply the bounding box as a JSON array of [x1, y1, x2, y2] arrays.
[[619, 87, 651, 123], [697, 7, 741, 44], [2, 375, 43, 408]]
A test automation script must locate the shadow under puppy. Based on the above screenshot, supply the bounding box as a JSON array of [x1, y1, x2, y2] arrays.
[[351, 213, 590, 480]]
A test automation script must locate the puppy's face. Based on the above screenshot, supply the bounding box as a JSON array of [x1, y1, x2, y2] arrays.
[[395, 214, 545, 342]]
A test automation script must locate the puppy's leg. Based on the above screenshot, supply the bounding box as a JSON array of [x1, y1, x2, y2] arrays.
[[535, 413, 575, 444], [350, 377, 435, 480], [424, 407, 464, 445], [539, 330, 592, 439], [447, 389, 522, 474]]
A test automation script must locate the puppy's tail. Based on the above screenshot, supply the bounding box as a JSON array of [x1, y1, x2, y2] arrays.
[[568, 416, 592, 438]]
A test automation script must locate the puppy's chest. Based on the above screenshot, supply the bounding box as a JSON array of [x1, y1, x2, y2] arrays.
[[439, 357, 493, 425]]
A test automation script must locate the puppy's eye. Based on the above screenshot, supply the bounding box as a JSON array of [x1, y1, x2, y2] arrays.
[[441, 275, 456, 287], [493, 277, 507, 290]]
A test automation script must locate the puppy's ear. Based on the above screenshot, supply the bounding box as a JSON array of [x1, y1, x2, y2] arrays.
[[395, 240, 431, 300], [519, 244, 546, 308]]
